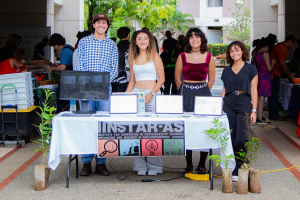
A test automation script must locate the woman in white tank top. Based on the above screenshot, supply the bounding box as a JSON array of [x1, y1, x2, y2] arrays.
[[126, 29, 165, 176]]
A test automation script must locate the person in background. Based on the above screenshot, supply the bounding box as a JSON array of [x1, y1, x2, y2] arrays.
[[175, 28, 215, 174], [174, 40, 184, 62], [177, 34, 185, 42], [126, 29, 165, 176], [112, 27, 130, 92], [266, 33, 278, 54], [0, 34, 22, 63], [160, 42, 177, 94], [72, 31, 91, 66], [141, 27, 159, 53], [110, 37, 117, 43], [293, 39, 300, 63], [74, 31, 82, 49], [221, 41, 258, 181], [75, 13, 118, 176], [250, 39, 260, 65], [163, 30, 177, 53], [48, 33, 74, 71], [268, 35, 296, 121], [33, 37, 49, 60], [0, 48, 28, 74], [254, 37, 274, 124]]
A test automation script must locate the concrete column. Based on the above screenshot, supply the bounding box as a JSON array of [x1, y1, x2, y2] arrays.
[[200, 0, 207, 18]]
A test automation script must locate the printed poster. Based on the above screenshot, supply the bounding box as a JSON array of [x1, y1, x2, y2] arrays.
[[97, 120, 185, 157]]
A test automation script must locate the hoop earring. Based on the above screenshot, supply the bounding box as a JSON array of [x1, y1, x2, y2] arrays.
[[147, 45, 150, 50]]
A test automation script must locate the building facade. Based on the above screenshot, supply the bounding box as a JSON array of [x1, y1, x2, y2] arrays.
[[178, 0, 242, 43]]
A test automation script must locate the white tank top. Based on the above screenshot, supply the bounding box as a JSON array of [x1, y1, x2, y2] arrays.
[[133, 61, 157, 81]]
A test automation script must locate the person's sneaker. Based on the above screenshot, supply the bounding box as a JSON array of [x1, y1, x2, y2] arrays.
[[148, 170, 158, 176], [232, 175, 238, 182], [137, 171, 146, 176]]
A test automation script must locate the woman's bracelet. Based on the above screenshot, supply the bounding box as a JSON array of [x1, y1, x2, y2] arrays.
[[252, 109, 257, 113]]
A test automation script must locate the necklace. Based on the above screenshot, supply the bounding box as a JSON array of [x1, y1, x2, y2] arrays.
[[191, 51, 200, 59], [232, 63, 244, 71]]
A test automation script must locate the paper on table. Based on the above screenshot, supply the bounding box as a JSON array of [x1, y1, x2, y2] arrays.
[[110, 95, 138, 114], [194, 96, 223, 115], [156, 95, 183, 114]]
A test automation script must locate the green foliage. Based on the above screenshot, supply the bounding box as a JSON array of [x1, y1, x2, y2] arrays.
[[153, 10, 194, 35], [38, 89, 56, 108], [207, 43, 250, 56], [33, 89, 56, 166], [205, 118, 235, 169], [50, 71, 59, 83], [109, 18, 136, 43], [221, 0, 250, 43], [85, 0, 177, 31]]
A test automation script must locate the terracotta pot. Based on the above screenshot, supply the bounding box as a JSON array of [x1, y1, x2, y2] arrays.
[[249, 168, 261, 193], [237, 168, 249, 194], [35, 165, 46, 191], [222, 168, 233, 193], [45, 167, 50, 188]]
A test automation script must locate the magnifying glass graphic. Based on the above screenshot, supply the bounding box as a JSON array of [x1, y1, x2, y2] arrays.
[[145, 140, 158, 156], [99, 140, 118, 157]]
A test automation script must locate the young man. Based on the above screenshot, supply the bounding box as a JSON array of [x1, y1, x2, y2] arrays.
[[75, 13, 118, 176], [0, 48, 28, 75], [111, 27, 130, 92], [162, 30, 177, 53], [268, 35, 296, 121], [48, 33, 74, 71]]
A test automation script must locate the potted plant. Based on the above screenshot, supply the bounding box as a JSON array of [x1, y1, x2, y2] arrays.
[[205, 118, 235, 193], [236, 113, 275, 194], [33, 89, 56, 191]]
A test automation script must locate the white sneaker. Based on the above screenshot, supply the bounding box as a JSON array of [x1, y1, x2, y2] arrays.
[[137, 171, 146, 176], [232, 175, 238, 182], [147, 170, 158, 176]]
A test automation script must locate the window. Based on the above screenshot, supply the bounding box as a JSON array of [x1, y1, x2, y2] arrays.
[[208, 0, 223, 7]]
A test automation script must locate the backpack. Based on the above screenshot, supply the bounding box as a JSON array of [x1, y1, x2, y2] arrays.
[[62, 45, 75, 70]]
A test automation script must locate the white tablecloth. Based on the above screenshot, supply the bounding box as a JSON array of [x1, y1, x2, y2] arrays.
[[280, 81, 294, 110], [48, 112, 235, 171]]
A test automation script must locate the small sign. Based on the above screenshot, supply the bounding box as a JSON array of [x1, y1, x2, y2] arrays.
[[155, 95, 183, 114], [194, 96, 223, 116], [110, 95, 138, 114]]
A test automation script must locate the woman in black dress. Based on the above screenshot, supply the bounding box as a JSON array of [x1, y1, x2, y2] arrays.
[[221, 41, 258, 181]]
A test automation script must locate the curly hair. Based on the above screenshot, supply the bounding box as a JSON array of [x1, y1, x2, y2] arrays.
[[128, 29, 157, 67], [13, 48, 26, 62], [184, 28, 208, 54], [226, 41, 249, 65], [48, 33, 66, 46]]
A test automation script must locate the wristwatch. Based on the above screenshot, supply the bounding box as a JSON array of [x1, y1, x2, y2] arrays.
[[151, 91, 155, 96]]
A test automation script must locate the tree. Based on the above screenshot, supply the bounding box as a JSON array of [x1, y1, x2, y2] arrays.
[[85, 0, 178, 31], [221, 0, 250, 43], [153, 10, 194, 35]]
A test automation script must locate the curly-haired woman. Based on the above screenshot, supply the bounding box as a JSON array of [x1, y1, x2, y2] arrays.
[[175, 28, 216, 174], [221, 41, 258, 181], [126, 29, 165, 176]]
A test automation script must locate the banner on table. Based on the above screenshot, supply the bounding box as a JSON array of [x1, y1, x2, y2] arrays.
[[97, 120, 185, 157]]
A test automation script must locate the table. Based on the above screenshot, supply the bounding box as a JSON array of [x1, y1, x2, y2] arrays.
[[48, 112, 235, 189]]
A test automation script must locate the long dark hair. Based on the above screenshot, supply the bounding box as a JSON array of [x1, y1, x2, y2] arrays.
[[184, 28, 208, 54]]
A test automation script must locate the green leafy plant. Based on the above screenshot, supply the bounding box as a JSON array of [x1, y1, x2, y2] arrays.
[[207, 43, 250, 56], [50, 71, 60, 83], [33, 89, 56, 166], [237, 113, 275, 169], [205, 118, 235, 169]]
